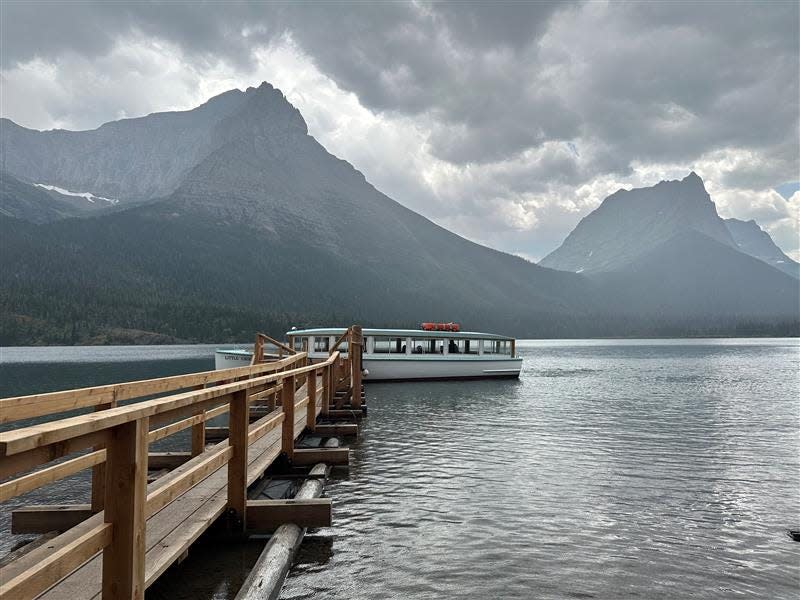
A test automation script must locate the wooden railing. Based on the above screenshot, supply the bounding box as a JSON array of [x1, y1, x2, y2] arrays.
[[251, 332, 296, 365], [0, 335, 360, 600]]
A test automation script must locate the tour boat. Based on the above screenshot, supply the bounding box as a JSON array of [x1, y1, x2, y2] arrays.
[[288, 325, 522, 381]]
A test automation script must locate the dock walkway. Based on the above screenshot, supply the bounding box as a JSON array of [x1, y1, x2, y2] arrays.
[[0, 327, 365, 600]]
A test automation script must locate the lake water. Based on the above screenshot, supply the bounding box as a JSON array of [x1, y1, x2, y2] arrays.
[[1, 339, 798, 599]]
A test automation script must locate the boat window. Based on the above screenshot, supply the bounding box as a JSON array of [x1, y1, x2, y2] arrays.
[[373, 336, 407, 354], [447, 339, 463, 354], [292, 337, 303, 352], [314, 336, 330, 353], [412, 338, 441, 354], [483, 339, 511, 355], [447, 339, 478, 354]]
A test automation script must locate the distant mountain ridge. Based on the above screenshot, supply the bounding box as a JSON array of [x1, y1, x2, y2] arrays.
[[0, 83, 797, 344], [539, 172, 738, 273], [539, 173, 799, 281], [724, 218, 799, 279], [0, 85, 276, 202]]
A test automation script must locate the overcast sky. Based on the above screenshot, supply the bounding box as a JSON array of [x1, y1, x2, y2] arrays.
[[2, 0, 798, 260]]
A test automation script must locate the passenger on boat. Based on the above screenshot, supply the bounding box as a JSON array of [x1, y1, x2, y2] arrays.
[[449, 340, 459, 353]]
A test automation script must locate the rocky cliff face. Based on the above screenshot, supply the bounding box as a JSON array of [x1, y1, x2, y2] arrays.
[[539, 173, 736, 273], [724, 218, 799, 279], [0, 83, 297, 202]]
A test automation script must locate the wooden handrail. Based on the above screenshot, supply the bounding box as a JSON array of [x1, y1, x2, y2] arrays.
[[0, 333, 351, 600], [329, 328, 351, 355], [0, 352, 337, 460], [1, 353, 304, 425], [256, 332, 295, 357]]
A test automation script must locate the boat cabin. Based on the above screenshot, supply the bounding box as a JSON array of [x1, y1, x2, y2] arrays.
[[287, 328, 517, 359]]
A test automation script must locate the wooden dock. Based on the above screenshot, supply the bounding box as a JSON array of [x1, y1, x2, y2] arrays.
[[0, 326, 366, 599]]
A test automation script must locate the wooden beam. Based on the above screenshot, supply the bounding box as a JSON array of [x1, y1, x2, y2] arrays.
[[306, 370, 317, 432], [102, 418, 148, 600], [0, 429, 108, 481], [0, 449, 105, 502], [148, 410, 203, 443], [313, 423, 358, 436], [291, 448, 349, 466], [0, 532, 58, 569], [0, 353, 334, 458], [350, 325, 363, 410], [248, 410, 284, 445], [0, 353, 307, 424], [191, 418, 205, 457], [246, 498, 331, 532], [249, 383, 282, 403], [11, 504, 94, 534], [322, 364, 331, 417], [326, 409, 365, 420], [91, 400, 115, 513], [147, 451, 192, 470], [227, 389, 248, 531], [281, 374, 296, 461], [146, 446, 232, 517], [204, 426, 230, 442], [254, 332, 296, 357], [0, 523, 112, 600]]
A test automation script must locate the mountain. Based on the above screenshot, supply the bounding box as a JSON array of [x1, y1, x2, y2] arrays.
[[538, 173, 798, 328], [0, 171, 118, 223], [0, 83, 604, 344], [539, 173, 736, 273], [0, 84, 797, 344], [724, 218, 799, 279], [0, 87, 256, 203], [595, 229, 799, 319]]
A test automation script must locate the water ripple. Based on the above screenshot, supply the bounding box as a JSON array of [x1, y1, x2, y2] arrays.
[[284, 340, 800, 599]]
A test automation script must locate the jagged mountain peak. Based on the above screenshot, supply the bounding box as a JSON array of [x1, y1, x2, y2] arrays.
[[682, 170, 703, 184], [539, 172, 735, 273], [232, 81, 308, 135]]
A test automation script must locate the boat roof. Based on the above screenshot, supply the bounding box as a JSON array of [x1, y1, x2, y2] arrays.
[[286, 327, 514, 341]]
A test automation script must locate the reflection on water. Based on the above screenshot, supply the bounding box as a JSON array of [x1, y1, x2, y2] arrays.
[[282, 339, 800, 600], [1, 339, 798, 599]]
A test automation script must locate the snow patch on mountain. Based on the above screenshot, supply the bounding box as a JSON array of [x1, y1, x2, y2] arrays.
[[35, 183, 118, 204]]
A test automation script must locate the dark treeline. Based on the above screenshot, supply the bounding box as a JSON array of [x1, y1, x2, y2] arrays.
[[1, 214, 797, 346]]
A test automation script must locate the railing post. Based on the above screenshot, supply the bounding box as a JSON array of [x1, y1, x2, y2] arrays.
[[307, 368, 317, 432], [227, 389, 248, 531], [191, 414, 206, 457], [191, 384, 206, 457], [281, 373, 296, 462], [102, 417, 148, 600], [322, 363, 331, 416], [91, 399, 117, 512], [351, 325, 363, 410]]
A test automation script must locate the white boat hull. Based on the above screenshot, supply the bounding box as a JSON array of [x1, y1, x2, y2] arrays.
[[360, 356, 522, 381], [215, 345, 522, 381], [214, 350, 253, 370]]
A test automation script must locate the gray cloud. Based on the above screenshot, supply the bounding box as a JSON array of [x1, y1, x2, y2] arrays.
[[1, 0, 798, 259]]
